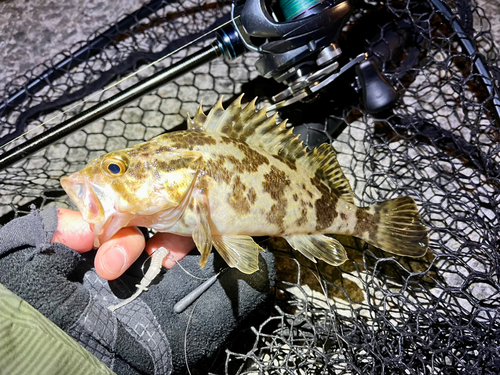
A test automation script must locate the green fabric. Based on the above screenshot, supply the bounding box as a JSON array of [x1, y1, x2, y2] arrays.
[[0, 283, 115, 375]]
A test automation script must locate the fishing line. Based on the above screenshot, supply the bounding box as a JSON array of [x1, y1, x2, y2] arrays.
[[167, 254, 209, 281], [142, 247, 209, 281], [0, 16, 239, 151], [184, 297, 202, 375]]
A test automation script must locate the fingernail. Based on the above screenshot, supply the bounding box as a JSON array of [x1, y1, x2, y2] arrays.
[[101, 245, 127, 275]]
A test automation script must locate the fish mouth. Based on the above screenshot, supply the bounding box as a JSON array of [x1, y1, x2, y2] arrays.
[[61, 173, 105, 224]]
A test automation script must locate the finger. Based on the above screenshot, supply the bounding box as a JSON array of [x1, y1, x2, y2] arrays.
[[95, 227, 146, 280], [52, 208, 94, 253], [145, 232, 195, 269]]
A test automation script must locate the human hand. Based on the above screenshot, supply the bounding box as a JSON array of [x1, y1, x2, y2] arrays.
[[51, 208, 195, 280]]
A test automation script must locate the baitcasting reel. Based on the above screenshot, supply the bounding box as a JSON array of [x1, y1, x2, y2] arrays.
[[217, 0, 398, 113]]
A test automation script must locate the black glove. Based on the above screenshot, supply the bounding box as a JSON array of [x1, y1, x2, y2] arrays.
[[0, 207, 275, 375]]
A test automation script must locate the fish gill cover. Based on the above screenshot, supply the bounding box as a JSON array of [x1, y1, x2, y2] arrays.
[[0, 0, 499, 374]]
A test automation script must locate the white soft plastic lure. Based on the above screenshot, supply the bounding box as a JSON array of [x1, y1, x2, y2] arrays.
[[108, 246, 170, 311]]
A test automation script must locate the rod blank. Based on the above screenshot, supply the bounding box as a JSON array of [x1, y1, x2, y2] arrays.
[[0, 42, 222, 172]]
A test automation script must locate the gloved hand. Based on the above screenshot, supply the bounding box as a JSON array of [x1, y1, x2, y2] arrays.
[[0, 206, 275, 375]]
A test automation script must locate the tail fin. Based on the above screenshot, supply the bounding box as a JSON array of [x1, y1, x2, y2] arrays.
[[365, 197, 428, 257]]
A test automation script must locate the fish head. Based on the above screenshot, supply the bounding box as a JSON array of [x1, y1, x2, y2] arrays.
[[61, 148, 202, 246]]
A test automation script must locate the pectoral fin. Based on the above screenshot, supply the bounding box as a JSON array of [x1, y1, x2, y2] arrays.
[[212, 235, 264, 274], [192, 198, 213, 268], [284, 234, 347, 266]]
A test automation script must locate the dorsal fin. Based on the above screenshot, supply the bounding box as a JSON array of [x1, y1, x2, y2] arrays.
[[187, 103, 207, 131], [187, 95, 354, 203], [187, 95, 308, 162], [299, 143, 355, 204]]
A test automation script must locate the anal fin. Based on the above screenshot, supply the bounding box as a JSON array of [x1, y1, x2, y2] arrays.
[[212, 235, 264, 274], [285, 234, 347, 266]]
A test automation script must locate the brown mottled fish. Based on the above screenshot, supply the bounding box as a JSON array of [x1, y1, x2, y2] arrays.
[[61, 95, 428, 274]]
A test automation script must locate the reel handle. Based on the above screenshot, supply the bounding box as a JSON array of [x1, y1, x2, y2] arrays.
[[355, 59, 398, 113]]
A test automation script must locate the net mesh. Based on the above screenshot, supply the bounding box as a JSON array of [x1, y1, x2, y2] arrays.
[[1, 0, 499, 374]]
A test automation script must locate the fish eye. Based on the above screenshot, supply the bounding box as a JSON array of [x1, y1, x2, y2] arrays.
[[108, 163, 121, 174], [102, 154, 129, 177]]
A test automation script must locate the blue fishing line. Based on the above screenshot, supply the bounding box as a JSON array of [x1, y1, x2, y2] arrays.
[[279, 0, 322, 20]]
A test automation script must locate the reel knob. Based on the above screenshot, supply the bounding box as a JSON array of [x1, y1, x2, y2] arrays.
[[355, 59, 398, 113]]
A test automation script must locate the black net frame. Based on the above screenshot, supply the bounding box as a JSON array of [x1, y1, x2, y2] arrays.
[[1, 0, 499, 374]]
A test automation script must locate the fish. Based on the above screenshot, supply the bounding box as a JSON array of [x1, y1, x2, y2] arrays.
[[61, 95, 429, 274]]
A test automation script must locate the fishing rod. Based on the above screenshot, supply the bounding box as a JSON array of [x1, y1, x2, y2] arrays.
[[1, 0, 396, 172], [1, 0, 497, 172]]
